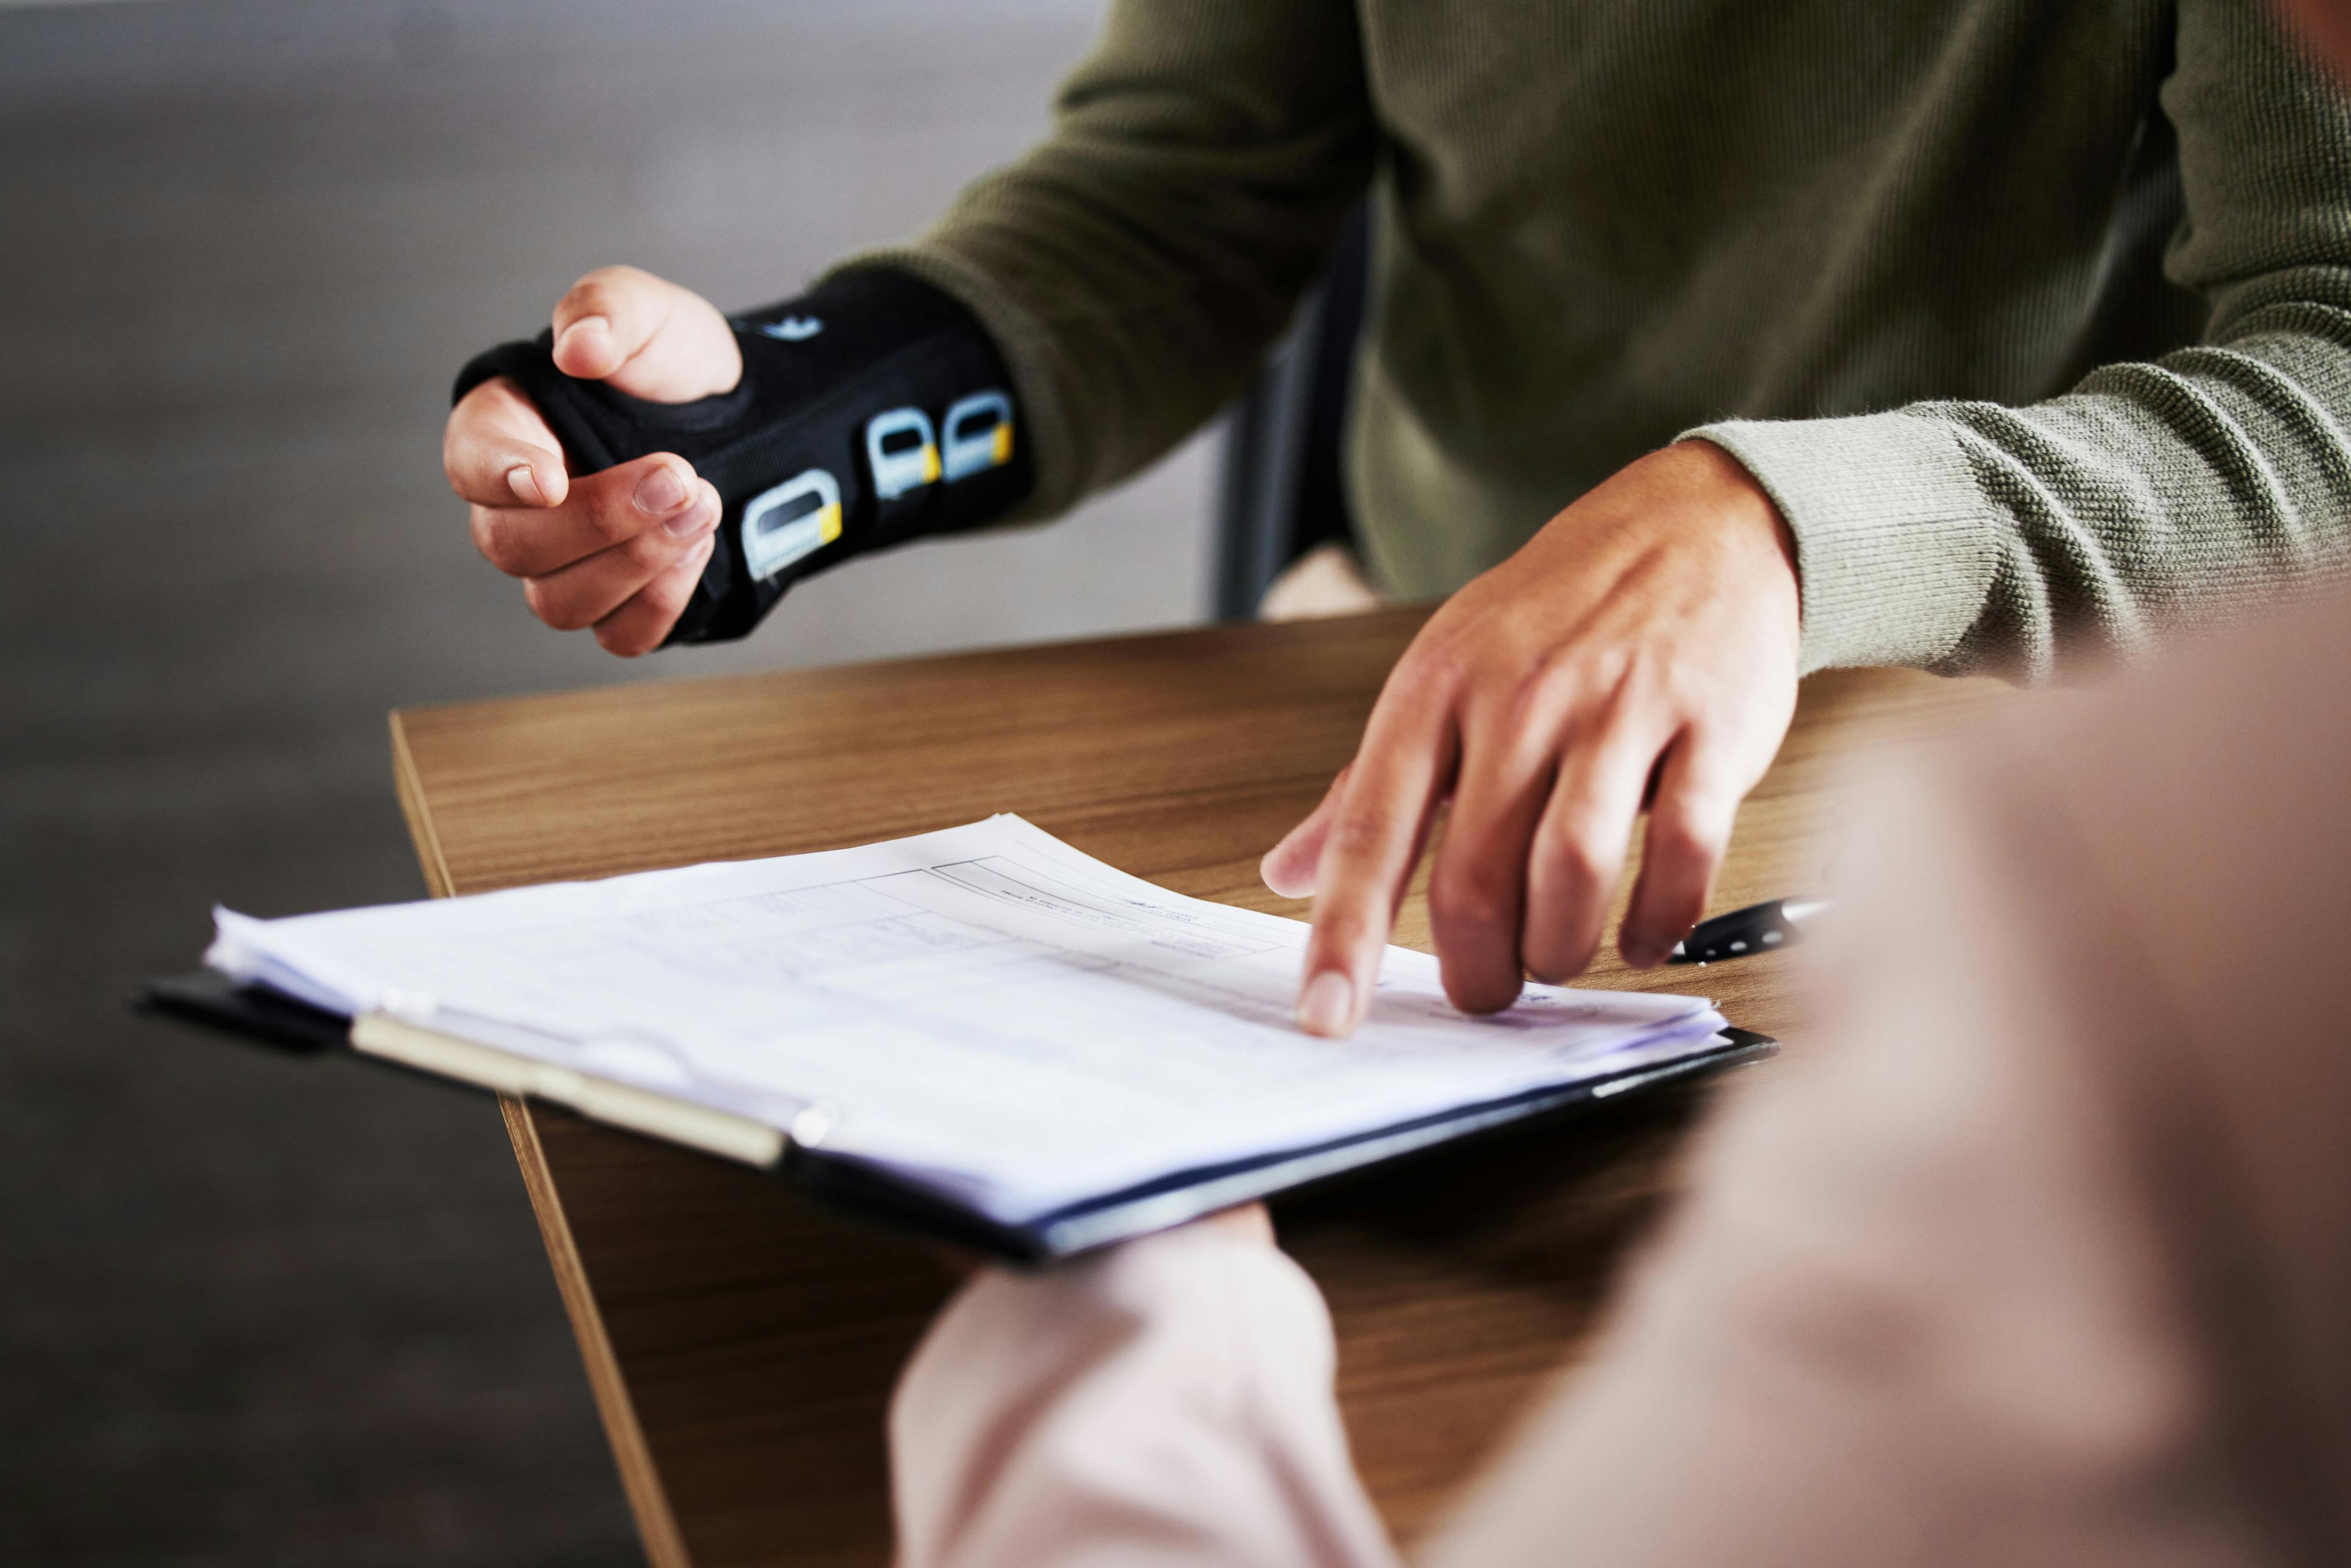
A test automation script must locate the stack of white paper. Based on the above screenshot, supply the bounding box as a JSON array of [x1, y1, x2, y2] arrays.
[[208, 815, 1724, 1224]]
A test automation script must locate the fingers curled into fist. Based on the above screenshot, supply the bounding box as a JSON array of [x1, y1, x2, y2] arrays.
[[440, 266, 745, 653]]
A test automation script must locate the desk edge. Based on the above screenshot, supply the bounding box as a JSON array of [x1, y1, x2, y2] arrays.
[[390, 706, 693, 1568], [389, 710, 457, 901], [501, 1097, 693, 1568]]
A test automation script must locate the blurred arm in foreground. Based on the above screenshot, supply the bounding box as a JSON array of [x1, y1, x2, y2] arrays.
[[890, 590, 2351, 1568]]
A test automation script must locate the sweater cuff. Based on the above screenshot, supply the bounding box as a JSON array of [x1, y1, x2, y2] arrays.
[[824, 245, 1080, 526], [1685, 411, 1999, 674]]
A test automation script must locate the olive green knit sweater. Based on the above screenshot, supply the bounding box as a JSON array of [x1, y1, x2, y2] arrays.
[[847, 0, 2351, 678]]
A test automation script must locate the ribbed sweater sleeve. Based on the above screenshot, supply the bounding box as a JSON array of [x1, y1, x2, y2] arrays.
[[1693, 0, 2351, 680], [829, 0, 1374, 525]]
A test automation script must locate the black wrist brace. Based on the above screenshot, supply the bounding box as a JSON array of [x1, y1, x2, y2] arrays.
[[451, 269, 1033, 646]]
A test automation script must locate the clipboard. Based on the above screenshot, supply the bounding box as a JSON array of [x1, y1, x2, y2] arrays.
[[138, 969, 1775, 1265]]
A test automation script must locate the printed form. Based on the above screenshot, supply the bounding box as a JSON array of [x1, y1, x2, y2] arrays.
[[210, 816, 1722, 1221]]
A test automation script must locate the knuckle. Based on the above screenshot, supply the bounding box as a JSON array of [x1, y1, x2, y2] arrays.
[[641, 566, 694, 621], [1516, 653, 1576, 714], [567, 265, 655, 318], [472, 509, 534, 575], [451, 376, 506, 422], [595, 622, 649, 658], [1632, 869, 1705, 926], [441, 428, 471, 495], [617, 527, 676, 575], [1394, 638, 1471, 701], [1651, 786, 1735, 860], [1536, 828, 1610, 897], [1583, 654, 1645, 720], [1522, 906, 1601, 981], [583, 483, 645, 546], [523, 577, 584, 632], [468, 507, 507, 567], [1652, 662, 1711, 716], [1308, 902, 1384, 958], [1429, 868, 1511, 938], [565, 268, 621, 308], [1651, 814, 1726, 872], [1322, 810, 1391, 866]]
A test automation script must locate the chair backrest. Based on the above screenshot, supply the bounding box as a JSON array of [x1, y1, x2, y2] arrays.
[[1213, 203, 1370, 621]]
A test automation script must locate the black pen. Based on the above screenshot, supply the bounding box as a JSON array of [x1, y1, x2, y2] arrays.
[[1667, 898, 1830, 964]]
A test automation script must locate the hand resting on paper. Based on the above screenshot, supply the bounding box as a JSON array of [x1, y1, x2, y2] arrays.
[[442, 266, 741, 656], [1263, 441, 1801, 1034]]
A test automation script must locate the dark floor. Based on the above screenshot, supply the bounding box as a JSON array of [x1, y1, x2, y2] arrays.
[[0, 3, 1209, 1563]]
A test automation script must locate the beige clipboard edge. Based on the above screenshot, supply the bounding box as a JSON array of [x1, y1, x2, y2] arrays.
[[349, 1011, 786, 1169]]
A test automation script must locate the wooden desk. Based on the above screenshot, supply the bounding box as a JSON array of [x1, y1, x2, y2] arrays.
[[389, 608, 2004, 1568]]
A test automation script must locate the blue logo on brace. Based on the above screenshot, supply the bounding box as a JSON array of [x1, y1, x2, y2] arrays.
[[752, 316, 824, 342]]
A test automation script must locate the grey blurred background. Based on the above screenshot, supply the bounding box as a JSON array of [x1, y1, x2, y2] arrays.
[[0, 2, 1214, 1562]]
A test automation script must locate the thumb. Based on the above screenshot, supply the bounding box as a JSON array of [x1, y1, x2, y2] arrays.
[[1261, 765, 1351, 899], [550, 265, 743, 403]]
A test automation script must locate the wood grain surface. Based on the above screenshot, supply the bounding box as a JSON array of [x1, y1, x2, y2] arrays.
[[390, 607, 2008, 1567]]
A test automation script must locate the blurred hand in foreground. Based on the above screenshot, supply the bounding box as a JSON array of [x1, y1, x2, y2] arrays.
[[442, 265, 742, 655], [930, 1204, 1272, 1282], [1263, 441, 1802, 1034]]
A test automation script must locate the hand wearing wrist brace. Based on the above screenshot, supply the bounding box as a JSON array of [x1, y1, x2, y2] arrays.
[[450, 268, 1032, 647]]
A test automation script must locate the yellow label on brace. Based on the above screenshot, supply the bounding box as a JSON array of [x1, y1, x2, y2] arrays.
[[992, 424, 1014, 464], [921, 445, 942, 483], [818, 503, 843, 544]]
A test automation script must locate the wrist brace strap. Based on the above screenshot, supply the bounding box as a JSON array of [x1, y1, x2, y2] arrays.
[[451, 269, 1033, 646]]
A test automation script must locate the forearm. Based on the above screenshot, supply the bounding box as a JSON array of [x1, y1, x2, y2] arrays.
[[890, 1226, 1396, 1568], [1694, 0, 2351, 681], [1694, 303, 2351, 680], [840, 0, 1375, 521]]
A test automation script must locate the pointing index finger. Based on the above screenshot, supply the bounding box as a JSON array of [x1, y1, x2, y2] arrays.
[[1296, 698, 1456, 1037]]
